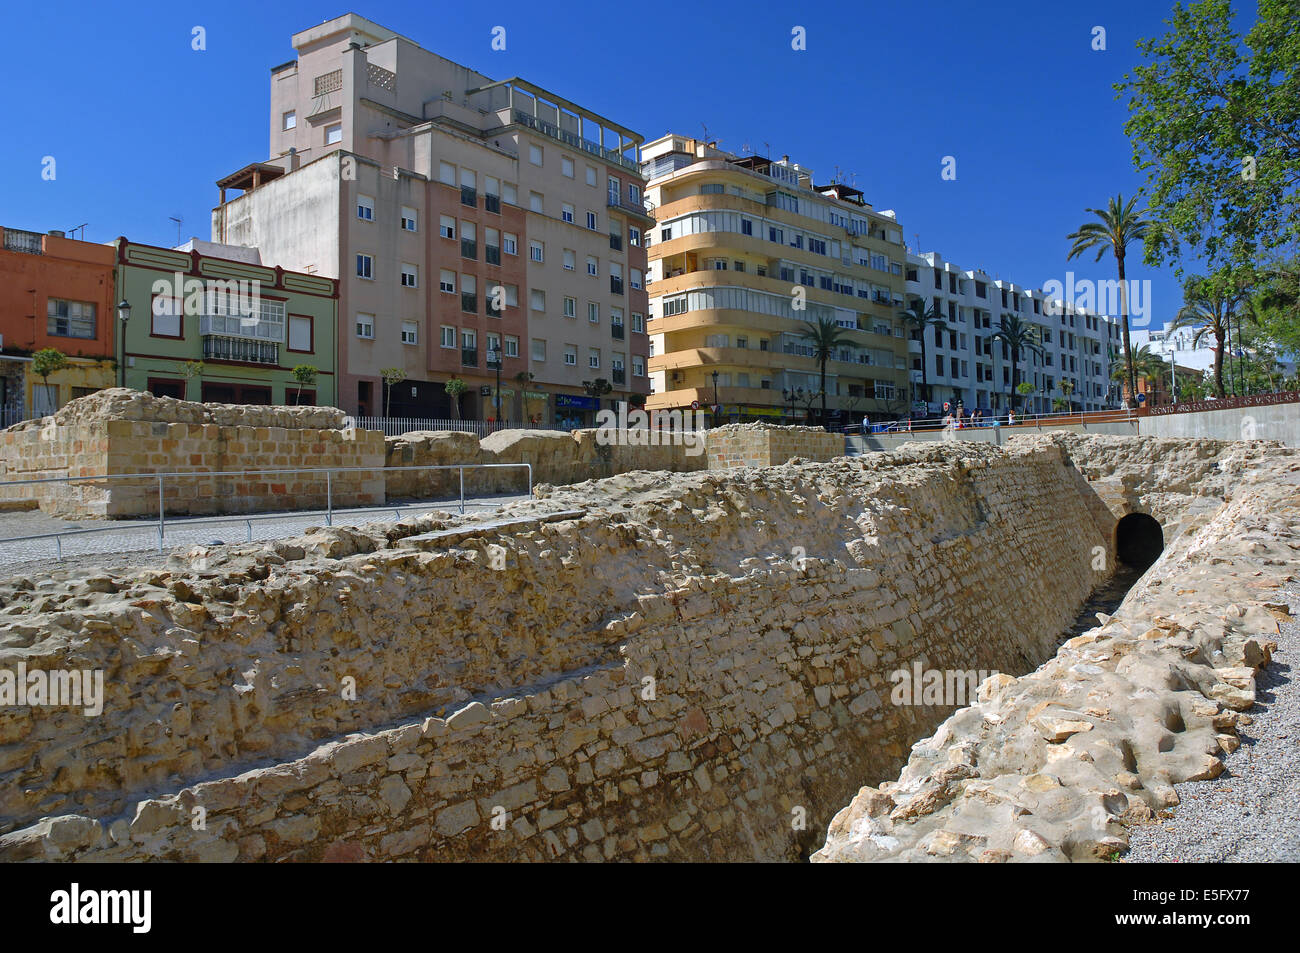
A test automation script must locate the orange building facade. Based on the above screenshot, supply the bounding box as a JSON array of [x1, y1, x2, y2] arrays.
[[0, 227, 117, 423]]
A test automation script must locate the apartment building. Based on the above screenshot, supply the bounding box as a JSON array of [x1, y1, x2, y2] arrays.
[[0, 226, 116, 423], [115, 238, 338, 406], [212, 14, 649, 424], [905, 251, 1121, 416], [641, 136, 910, 424]]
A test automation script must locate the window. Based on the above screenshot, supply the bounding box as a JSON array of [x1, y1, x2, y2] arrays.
[[631, 312, 644, 333], [609, 176, 622, 204], [663, 295, 688, 316], [630, 268, 643, 290], [586, 256, 598, 277], [150, 295, 181, 337], [400, 263, 418, 287], [588, 348, 600, 369], [401, 321, 418, 345], [529, 241, 544, 262], [462, 329, 477, 349], [529, 143, 543, 165], [356, 313, 375, 339], [400, 206, 417, 231], [461, 275, 477, 313], [504, 284, 519, 308], [485, 227, 500, 265], [502, 182, 517, 205], [562, 203, 575, 224], [440, 269, 456, 294], [282, 110, 296, 130], [484, 176, 501, 213], [529, 192, 543, 213], [504, 335, 519, 358], [357, 195, 374, 221], [629, 184, 641, 206], [563, 249, 576, 271], [439, 162, 456, 185], [288, 314, 312, 352], [503, 233, 518, 256], [562, 156, 575, 178], [633, 355, 646, 377], [47, 298, 96, 339], [588, 302, 600, 323], [461, 221, 476, 260], [741, 218, 753, 236], [356, 254, 373, 279], [439, 215, 455, 239], [630, 226, 641, 247], [586, 211, 597, 230], [700, 183, 724, 195], [585, 166, 597, 186], [531, 289, 546, 312], [563, 296, 576, 318], [325, 123, 342, 144], [565, 346, 577, 366], [460, 168, 476, 207], [441, 326, 456, 348], [532, 339, 546, 361]]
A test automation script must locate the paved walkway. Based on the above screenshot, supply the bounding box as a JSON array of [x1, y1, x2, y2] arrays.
[[0, 493, 530, 572], [1125, 581, 1300, 862]]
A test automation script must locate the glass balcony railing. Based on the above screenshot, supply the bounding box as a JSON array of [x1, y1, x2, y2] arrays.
[[202, 334, 279, 365]]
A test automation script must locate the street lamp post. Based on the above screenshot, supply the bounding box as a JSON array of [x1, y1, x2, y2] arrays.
[[116, 300, 131, 388], [711, 369, 720, 422]]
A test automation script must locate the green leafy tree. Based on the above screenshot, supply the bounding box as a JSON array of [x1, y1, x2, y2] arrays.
[[1251, 259, 1300, 360], [513, 370, 535, 423], [992, 313, 1043, 411], [1067, 194, 1150, 408], [178, 360, 204, 400], [799, 314, 852, 427], [380, 367, 406, 417], [444, 377, 467, 420], [1115, 0, 1300, 273], [291, 364, 318, 405], [1058, 378, 1075, 413], [581, 378, 613, 414], [898, 298, 948, 411], [31, 348, 69, 410]]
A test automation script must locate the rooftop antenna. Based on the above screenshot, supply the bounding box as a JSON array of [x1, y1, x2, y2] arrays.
[[763, 141, 771, 158], [68, 223, 88, 240], [169, 215, 183, 247], [700, 122, 710, 145]]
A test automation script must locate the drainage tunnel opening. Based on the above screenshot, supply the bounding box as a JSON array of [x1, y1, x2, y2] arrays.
[[1115, 512, 1164, 572]]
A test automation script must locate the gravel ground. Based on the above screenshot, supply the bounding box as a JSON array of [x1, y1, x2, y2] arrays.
[[1124, 581, 1300, 862], [0, 493, 530, 579]]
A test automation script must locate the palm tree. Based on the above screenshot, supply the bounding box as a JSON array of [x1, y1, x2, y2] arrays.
[[991, 313, 1043, 412], [1169, 279, 1251, 398], [799, 314, 852, 428], [1067, 194, 1150, 413], [1109, 344, 1170, 405], [897, 298, 948, 414]]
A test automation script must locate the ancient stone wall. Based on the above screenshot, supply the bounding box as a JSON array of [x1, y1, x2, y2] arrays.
[[2, 440, 1120, 861], [813, 440, 1299, 863], [0, 389, 384, 518], [705, 423, 844, 469]]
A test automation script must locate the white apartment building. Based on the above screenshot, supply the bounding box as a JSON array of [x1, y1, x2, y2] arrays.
[[905, 251, 1122, 416]]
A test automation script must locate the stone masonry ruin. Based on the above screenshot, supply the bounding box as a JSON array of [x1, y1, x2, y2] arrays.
[[0, 430, 1295, 862]]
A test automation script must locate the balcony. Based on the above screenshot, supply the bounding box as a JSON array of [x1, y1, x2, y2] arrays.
[[612, 368, 626, 385], [461, 347, 478, 367], [202, 334, 279, 365], [609, 234, 623, 251], [462, 293, 477, 314], [610, 277, 624, 295], [611, 323, 625, 340], [485, 194, 501, 214], [606, 194, 655, 223], [486, 245, 501, 266], [511, 109, 640, 173], [461, 186, 477, 208], [461, 239, 477, 260]]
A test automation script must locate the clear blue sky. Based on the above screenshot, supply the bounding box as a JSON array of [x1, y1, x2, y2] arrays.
[[4, 0, 1248, 332]]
